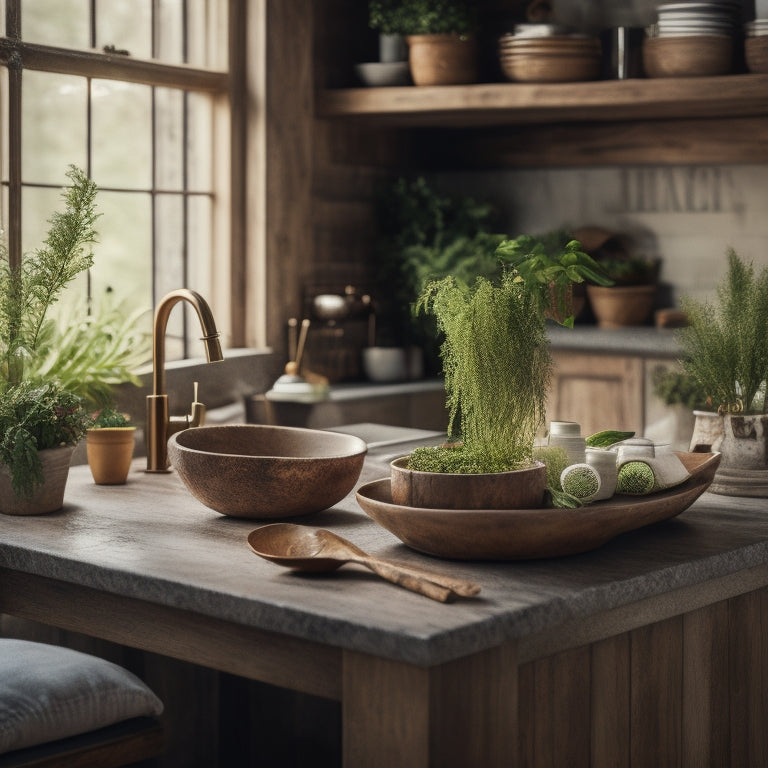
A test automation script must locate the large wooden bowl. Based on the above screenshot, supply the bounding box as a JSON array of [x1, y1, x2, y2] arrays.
[[358, 452, 721, 560], [168, 425, 367, 518], [642, 35, 732, 78]]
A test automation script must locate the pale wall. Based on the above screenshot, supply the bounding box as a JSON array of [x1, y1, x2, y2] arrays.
[[438, 165, 768, 307]]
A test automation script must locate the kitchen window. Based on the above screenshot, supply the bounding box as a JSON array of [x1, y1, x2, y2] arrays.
[[0, 0, 242, 361]]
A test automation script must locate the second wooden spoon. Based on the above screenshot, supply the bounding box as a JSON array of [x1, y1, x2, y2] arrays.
[[247, 523, 481, 602]]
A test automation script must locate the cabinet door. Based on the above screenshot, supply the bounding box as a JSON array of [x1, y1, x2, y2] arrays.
[[548, 352, 644, 436]]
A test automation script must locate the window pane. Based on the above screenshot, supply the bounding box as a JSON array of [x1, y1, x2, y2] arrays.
[[157, 0, 184, 64], [91, 79, 152, 189], [187, 92, 213, 192], [92, 190, 152, 314], [95, 0, 151, 59], [21, 0, 90, 49], [155, 88, 184, 190], [21, 185, 60, 258], [155, 193, 185, 358], [22, 72, 88, 186], [187, 194, 212, 290]]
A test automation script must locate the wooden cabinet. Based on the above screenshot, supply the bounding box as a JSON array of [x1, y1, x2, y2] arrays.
[[547, 351, 645, 436]]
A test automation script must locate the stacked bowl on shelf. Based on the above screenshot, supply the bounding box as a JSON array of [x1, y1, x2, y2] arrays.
[[498, 24, 601, 83], [745, 19, 768, 73], [643, 1, 738, 77]]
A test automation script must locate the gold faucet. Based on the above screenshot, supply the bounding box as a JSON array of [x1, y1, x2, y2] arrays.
[[146, 289, 224, 472]]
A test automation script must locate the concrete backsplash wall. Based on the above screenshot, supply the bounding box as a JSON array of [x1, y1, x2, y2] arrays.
[[438, 165, 768, 308]]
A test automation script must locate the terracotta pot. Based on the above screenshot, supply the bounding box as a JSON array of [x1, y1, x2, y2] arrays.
[[407, 33, 477, 86], [0, 445, 76, 515], [586, 284, 656, 328], [86, 427, 136, 485], [390, 456, 546, 510]]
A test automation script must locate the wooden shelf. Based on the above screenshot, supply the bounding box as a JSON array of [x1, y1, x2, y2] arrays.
[[317, 74, 768, 127]]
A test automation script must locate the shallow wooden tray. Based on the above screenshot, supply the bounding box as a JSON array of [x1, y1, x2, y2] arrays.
[[355, 452, 721, 560]]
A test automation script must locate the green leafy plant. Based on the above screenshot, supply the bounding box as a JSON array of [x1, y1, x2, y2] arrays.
[[91, 404, 131, 429], [0, 166, 145, 497], [678, 249, 768, 415], [27, 291, 149, 407], [651, 366, 709, 410], [0, 382, 90, 497], [495, 233, 613, 328], [596, 256, 659, 286], [0, 166, 99, 385], [409, 268, 552, 473], [372, 176, 501, 355], [369, 0, 478, 36]]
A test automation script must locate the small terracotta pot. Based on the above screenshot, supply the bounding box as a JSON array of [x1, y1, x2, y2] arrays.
[[407, 33, 477, 86], [586, 284, 656, 328], [0, 445, 75, 515], [86, 427, 136, 485], [390, 456, 546, 510]]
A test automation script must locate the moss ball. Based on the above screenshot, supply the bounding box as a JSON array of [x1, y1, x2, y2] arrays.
[[560, 464, 600, 501], [616, 461, 655, 495]]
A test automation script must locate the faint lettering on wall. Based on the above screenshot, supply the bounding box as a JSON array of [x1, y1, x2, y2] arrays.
[[609, 168, 744, 214]]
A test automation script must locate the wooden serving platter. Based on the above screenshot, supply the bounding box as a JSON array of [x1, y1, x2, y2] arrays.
[[355, 452, 721, 560]]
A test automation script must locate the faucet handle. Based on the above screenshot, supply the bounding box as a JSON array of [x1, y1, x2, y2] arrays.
[[188, 381, 206, 428]]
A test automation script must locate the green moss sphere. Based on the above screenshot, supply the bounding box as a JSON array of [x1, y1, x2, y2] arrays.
[[616, 461, 655, 495]]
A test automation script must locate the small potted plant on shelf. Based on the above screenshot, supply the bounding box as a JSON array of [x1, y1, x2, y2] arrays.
[[377, 0, 480, 85], [390, 235, 611, 510], [677, 248, 768, 491], [86, 404, 136, 485], [0, 166, 149, 514]]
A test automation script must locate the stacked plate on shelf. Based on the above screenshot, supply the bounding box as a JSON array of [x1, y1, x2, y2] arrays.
[[643, 1, 736, 76], [745, 19, 768, 73], [498, 31, 601, 83], [650, 1, 740, 38]]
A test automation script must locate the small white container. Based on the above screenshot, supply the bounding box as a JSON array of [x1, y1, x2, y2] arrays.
[[585, 447, 618, 501], [548, 421, 586, 465], [615, 437, 655, 464]]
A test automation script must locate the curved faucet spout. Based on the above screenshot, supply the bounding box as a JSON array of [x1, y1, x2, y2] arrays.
[[146, 289, 224, 472]]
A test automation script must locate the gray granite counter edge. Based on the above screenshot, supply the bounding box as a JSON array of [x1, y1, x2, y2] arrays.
[[3, 538, 768, 667]]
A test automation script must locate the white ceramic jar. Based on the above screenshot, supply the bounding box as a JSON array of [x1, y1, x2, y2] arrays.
[[548, 421, 586, 465], [585, 447, 618, 501]]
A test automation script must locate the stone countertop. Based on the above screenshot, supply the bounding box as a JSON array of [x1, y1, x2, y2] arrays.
[[0, 426, 765, 668], [547, 324, 682, 357]]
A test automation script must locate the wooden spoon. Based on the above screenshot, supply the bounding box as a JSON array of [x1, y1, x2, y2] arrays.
[[247, 524, 481, 603]]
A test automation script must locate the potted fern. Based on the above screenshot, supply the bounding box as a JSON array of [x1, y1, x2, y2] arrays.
[[0, 166, 146, 513], [381, 0, 479, 85], [390, 236, 611, 510], [677, 248, 768, 484]]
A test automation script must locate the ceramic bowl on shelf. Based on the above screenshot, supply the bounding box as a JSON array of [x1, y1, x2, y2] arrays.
[[745, 35, 768, 73], [498, 33, 601, 83], [354, 61, 411, 87], [642, 35, 732, 77]]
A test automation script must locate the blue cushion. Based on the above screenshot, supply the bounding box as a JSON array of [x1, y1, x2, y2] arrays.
[[0, 639, 163, 754]]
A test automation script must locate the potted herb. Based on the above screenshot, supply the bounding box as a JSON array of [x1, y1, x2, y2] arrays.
[[390, 236, 610, 510], [0, 166, 146, 513], [0, 166, 98, 513], [378, 0, 479, 85], [86, 405, 136, 485], [0, 382, 91, 514], [677, 249, 768, 484]]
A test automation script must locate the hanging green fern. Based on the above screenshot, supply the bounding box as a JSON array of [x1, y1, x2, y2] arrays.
[[412, 269, 552, 473]]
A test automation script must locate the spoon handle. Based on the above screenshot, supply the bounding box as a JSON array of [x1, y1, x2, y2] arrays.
[[378, 563, 481, 598], [360, 558, 453, 602]]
